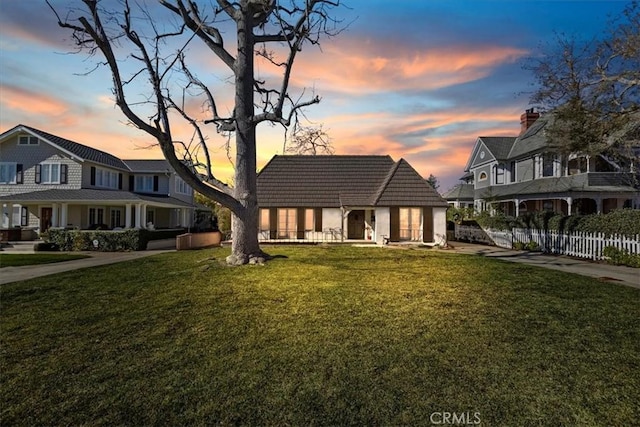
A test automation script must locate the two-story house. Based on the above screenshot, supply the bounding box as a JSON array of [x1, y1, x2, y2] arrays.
[[0, 124, 197, 239], [457, 110, 640, 216]]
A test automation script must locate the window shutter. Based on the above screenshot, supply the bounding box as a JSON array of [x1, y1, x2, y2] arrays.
[[35, 164, 41, 184], [129, 175, 134, 191], [314, 208, 323, 232], [118, 173, 123, 190], [16, 164, 23, 184], [153, 175, 159, 192], [389, 207, 400, 242], [297, 208, 305, 239], [422, 207, 433, 243], [60, 164, 68, 184], [90, 166, 96, 185], [269, 208, 277, 239]]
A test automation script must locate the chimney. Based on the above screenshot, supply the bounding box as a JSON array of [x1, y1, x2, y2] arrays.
[[520, 108, 540, 134]]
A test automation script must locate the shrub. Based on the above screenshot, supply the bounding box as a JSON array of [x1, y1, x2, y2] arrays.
[[46, 229, 148, 252], [603, 246, 640, 268]]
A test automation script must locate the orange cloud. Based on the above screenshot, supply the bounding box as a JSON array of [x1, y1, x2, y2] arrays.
[[1, 85, 69, 116], [290, 39, 529, 94]]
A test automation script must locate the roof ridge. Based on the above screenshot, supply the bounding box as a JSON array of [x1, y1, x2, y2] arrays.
[[372, 158, 403, 205]]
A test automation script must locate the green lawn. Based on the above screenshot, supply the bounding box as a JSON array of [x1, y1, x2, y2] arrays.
[[1, 246, 638, 426], [0, 253, 90, 268]]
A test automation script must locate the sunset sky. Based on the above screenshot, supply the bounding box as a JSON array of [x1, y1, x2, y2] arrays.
[[0, 1, 629, 192]]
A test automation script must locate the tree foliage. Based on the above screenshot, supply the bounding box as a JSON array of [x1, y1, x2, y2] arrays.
[[527, 2, 639, 166], [426, 174, 440, 192], [48, 0, 344, 264]]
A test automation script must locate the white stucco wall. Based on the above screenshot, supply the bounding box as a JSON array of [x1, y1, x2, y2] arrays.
[[374, 207, 390, 245], [433, 207, 447, 245], [322, 208, 343, 240]]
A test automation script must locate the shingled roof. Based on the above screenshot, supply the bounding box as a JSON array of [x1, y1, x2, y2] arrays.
[[257, 155, 448, 208], [478, 137, 516, 160], [8, 124, 131, 170]]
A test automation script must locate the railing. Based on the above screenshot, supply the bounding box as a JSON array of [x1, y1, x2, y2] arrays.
[[258, 228, 345, 243], [484, 228, 640, 260]]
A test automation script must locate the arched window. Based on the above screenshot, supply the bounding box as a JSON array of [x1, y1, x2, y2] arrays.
[[479, 171, 488, 181]]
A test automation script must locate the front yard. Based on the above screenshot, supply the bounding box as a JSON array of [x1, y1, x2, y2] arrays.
[[1, 246, 638, 425]]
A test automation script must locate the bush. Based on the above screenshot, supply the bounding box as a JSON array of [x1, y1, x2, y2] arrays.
[[46, 229, 148, 252], [603, 246, 640, 268]]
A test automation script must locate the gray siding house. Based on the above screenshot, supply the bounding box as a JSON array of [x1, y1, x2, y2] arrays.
[[461, 110, 640, 216], [0, 124, 196, 238], [257, 155, 449, 245]]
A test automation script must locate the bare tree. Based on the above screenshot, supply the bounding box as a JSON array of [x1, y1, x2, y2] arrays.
[[48, 0, 344, 264], [526, 2, 639, 173], [285, 124, 334, 155]]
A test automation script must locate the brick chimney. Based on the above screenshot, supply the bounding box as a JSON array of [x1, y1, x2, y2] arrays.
[[520, 108, 540, 134]]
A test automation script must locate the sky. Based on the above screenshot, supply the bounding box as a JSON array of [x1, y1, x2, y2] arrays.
[[0, 0, 630, 193]]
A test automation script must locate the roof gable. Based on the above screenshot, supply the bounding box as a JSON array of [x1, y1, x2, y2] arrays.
[[465, 139, 496, 170], [375, 159, 448, 207], [1, 124, 129, 171]]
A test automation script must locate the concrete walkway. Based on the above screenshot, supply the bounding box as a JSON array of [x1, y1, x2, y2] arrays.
[[449, 241, 639, 289]]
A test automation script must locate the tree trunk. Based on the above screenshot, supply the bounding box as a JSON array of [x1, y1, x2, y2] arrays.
[[225, 3, 265, 266]]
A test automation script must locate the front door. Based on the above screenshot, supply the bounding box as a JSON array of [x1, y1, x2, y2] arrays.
[[41, 207, 53, 232], [347, 210, 365, 239]]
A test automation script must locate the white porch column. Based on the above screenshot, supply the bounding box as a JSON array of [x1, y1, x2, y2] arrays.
[[60, 203, 68, 228], [51, 203, 59, 227], [566, 197, 573, 216], [125, 203, 132, 228], [134, 203, 142, 228], [182, 209, 190, 228], [141, 204, 147, 228], [514, 198, 520, 217], [7, 203, 15, 228]]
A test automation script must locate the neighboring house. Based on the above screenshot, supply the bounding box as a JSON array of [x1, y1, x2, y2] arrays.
[[0, 124, 197, 238], [442, 182, 474, 209], [256, 155, 449, 245], [461, 110, 640, 216]]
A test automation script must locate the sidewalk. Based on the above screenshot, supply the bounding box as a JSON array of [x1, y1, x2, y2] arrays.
[[0, 239, 176, 285], [449, 241, 639, 289]]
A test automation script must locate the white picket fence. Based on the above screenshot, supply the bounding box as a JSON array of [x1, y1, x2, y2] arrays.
[[484, 228, 640, 260]]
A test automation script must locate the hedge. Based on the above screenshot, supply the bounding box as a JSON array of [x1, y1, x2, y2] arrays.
[[45, 228, 187, 252], [475, 209, 640, 238]]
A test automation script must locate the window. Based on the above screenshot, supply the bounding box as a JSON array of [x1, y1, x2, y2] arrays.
[[494, 164, 505, 184], [41, 163, 60, 184], [175, 176, 192, 195], [510, 161, 516, 183], [259, 209, 270, 231], [399, 208, 422, 241], [110, 209, 123, 228], [277, 208, 296, 239], [543, 154, 555, 177], [146, 209, 155, 226], [304, 209, 315, 231], [89, 207, 105, 226], [478, 171, 488, 181], [136, 176, 154, 192], [21, 206, 28, 226], [0, 163, 18, 184], [18, 136, 39, 145], [95, 168, 118, 189]]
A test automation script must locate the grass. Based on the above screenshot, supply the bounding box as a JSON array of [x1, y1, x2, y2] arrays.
[[1, 245, 639, 426], [0, 253, 90, 268]]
